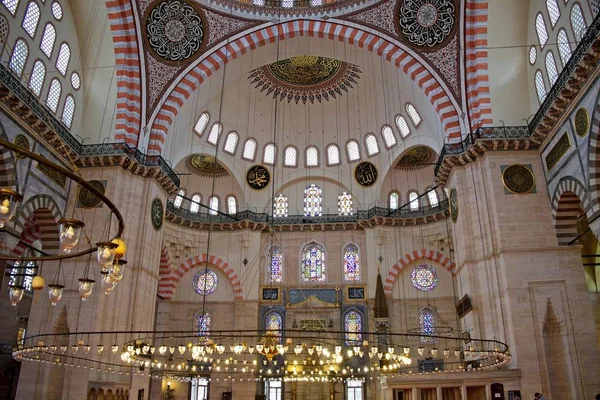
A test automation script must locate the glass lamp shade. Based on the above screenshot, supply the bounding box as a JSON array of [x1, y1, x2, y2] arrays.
[[78, 278, 95, 301], [48, 284, 65, 306], [109, 259, 127, 282], [8, 285, 25, 306], [0, 189, 22, 228], [100, 271, 118, 294], [32, 275, 45, 291], [58, 219, 85, 253], [96, 242, 118, 267]]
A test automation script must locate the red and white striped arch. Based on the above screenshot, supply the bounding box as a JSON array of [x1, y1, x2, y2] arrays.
[[147, 20, 462, 154], [464, 0, 492, 130], [384, 248, 456, 296], [158, 254, 243, 300], [11, 195, 62, 256], [106, 0, 142, 146]]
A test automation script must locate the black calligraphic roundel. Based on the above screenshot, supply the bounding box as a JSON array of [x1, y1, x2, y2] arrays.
[[246, 165, 270, 190], [354, 161, 378, 187]]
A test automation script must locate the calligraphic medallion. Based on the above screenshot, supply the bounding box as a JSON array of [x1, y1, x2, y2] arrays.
[[450, 187, 458, 223], [150, 197, 164, 231], [397, 0, 457, 50], [354, 161, 378, 187], [575, 107, 589, 137], [502, 165, 535, 194], [246, 165, 270, 190], [78, 180, 106, 208]]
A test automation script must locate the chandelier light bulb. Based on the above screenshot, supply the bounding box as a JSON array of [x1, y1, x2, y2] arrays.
[[8, 285, 25, 306], [388, 346, 395, 354], [431, 348, 438, 357], [178, 345, 186, 355], [96, 242, 118, 267], [58, 219, 85, 253], [78, 278, 95, 301], [455, 349, 461, 358], [443, 348, 450, 357], [48, 284, 65, 306], [418, 347, 425, 356], [112, 344, 119, 353], [403, 347, 410, 355], [335, 346, 342, 355], [0, 189, 22, 228], [159, 345, 167, 355], [97, 345, 104, 354]]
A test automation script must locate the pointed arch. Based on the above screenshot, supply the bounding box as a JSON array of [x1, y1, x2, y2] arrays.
[[159, 245, 171, 292], [148, 20, 461, 153], [384, 249, 456, 296], [158, 254, 243, 300], [0, 122, 17, 189], [12, 194, 62, 256], [551, 176, 593, 245]]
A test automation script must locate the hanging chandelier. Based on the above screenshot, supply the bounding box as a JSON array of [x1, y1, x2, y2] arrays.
[[0, 138, 127, 306]]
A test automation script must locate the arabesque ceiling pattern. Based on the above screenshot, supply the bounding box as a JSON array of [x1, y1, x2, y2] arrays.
[[105, 0, 492, 152]]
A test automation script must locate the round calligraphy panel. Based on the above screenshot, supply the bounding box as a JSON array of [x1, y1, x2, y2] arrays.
[[396, 0, 457, 50], [78, 180, 106, 208], [502, 165, 535, 194], [246, 165, 270, 190], [354, 161, 378, 187]]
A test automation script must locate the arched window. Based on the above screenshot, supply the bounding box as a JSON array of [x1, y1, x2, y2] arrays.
[[419, 307, 437, 343], [338, 192, 353, 216], [9, 39, 28, 77], [266, 245, 283, 282], [545, 51, 558, 86], [55, 42, 70, 76], [207, 122, 222, 145], [282, 0, 293, 8], [343, 243, 360, 281], [190, 194, 201, 213], [346, 140, 360, 162], [405, 103, 422, 127], [226, 195, 237, 215], [326, 144, 340, 166], [536, 13, 549, 48], [535, 70, 547, 103], [208, 196, 219, 215], [570, 3, 587, 42], [194, 311, 211, 340], [174, 189, 185, 208], [9, 261, 36, 293], [40, 23, 56, 58], [2, 0, 19, 15], [344, 311, 362, 346], [273, 194, 288, 218], [194, 112, 209, 136], [546, 0, 560, 27], [389, 191, 399, 210], [51, 1, 62, 20], [223, 131, 238, 154], [365, 133, 380, 156], [304, 184, 322, 217], [409, 191, 419, 211], [395, 115, 411, 138], [381, 125, 397, 148], [427, 188, 439, 207], [305, 146, 319, 167], [265, 311, 283, 341], [242, 138, 257, 161], [46, 78, 61, 113], [263, 143, 276, 165], [22, 2, 40, 38], [284, 146, 298, 167], [28, 59, 45, 96], [557, 29, 572, 66], [61, 95, 75, 128], [300, 241, 326, 282]]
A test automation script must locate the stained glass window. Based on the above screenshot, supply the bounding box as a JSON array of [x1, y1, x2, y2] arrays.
[[304, 184, 322, 217], [570, 3, 586, 42], [174, 189, 185, 208], [300, 242, 326, 282], [395, 115, 411, 137], [274, 194, 288, 218], [381, 125, 397, 148], [389, 191, 399, 210], [327, 144, 340, 166], [263, 143, 276, 165], [265, 312, 282, 341], [344, 311, 362, 345], [557, 29, 572, 66], [419, 307, 437, 344], [284, 146, 297, 167], [427, 189, 438, 207], [28, 60, 46, 96], [409, 191, 419, 211], [338, 192, 353, 216], [9, 39, 28, 77], [305, 146, 319, 167], [346, 140, 360, 162], [22, 2, 41, 38], [227, 195, 237, 215], [343, 243, 360, 281], [411, 265, 438, 292], [267, 246, 283, 282], [194, 112, 209, 136], [194, 311, 211, 339], [536, 13, 549, 48], [40, 23, 56, 58], [190, 194, 201, 213], [207, 122, 222, 145], [193, 269, 218, 295], [223, 131, 238, 154], [9, 261, 35, 293]]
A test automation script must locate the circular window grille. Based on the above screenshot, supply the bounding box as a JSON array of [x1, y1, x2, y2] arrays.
[[529, 46, 537, 65], [71, 72, 80, 90], [411, 265, 438, 291], [193, 269, 218, 295]]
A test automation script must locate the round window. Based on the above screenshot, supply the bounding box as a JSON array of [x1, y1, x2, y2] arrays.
[[192, 269, 218, 295], [410, 265, 438, 292]]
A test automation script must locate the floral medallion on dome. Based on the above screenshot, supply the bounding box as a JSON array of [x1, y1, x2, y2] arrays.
[[396, 0, 457, 50], [248, 55, 361, 104], [187, 155, 229, 178], [144, 0, 206, 63], [395, 146, 435, 170]]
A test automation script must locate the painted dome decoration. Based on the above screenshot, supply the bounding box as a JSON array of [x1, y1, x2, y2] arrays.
[[248, 55, 361, 104], [187, 155, 229, 178]]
